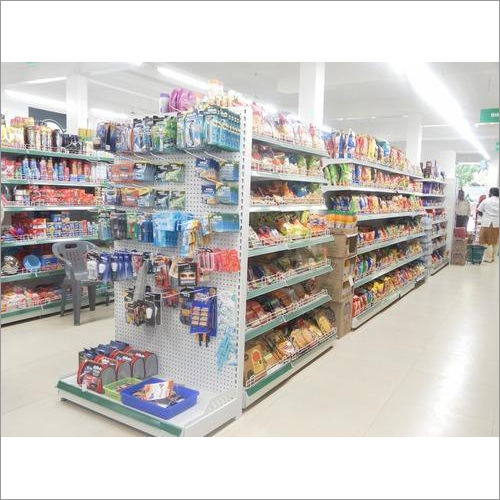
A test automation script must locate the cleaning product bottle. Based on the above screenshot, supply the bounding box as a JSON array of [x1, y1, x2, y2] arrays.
[[46, 158, 53, 180], [39, 158, 47, 179], [28, 158, 37, 179], [21, 156, 30, 179]]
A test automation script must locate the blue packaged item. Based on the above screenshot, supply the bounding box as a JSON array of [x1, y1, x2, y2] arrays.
[[124, 253, 133, 279], [29, 158, 40, 180], [109, 340, 129, 351], [120, 377, 199, 420], [98, 253, 111, 283], [201, 184, 217, 205], [110, 254, 119, 281], [216, 183, 238, 205], [219, 161, 238, 181], [209, 213, 239, 232], [22, 157, 30, 179]]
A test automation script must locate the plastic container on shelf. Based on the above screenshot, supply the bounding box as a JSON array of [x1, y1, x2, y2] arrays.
[[103, 377, 142, 401], [120, 377, 199, 420]]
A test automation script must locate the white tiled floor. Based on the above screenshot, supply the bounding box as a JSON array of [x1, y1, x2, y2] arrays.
[[1, 261, 498, 437]]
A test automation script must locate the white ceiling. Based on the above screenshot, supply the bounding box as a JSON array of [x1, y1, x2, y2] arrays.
[[1, 62, 498, 162]]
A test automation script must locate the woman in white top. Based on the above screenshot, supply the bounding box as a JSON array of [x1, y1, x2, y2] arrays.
[[455, 189, 471, 229], [477, 187, 500, 262]]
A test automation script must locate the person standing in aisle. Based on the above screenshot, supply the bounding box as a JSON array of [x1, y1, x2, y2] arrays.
[[477, 187, 499, 262], [455, 189, 471, 229], [475, 193, 487, 239]]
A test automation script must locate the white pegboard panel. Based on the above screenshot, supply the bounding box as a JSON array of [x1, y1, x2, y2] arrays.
[[113, 107, 252, 398]]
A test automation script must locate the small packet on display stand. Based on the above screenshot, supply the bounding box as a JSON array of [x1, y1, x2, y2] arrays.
[[178, 262, 199, 287]]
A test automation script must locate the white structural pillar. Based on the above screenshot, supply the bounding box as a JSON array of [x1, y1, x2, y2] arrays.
[[405, 113, 422, 166], [298, 62, 325, 126], [434, 150, 457, 179], [66, 74, 88, 134], [434, 149, 457, 253]]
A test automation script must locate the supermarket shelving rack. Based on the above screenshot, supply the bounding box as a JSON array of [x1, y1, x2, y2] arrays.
[[0, 147, 115, 324], [322, 158, 430, 329]]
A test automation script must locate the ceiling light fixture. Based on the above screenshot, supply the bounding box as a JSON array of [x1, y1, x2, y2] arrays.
[[23, 76, 67, 84], [370, 116, 377, 119], [4, 89, 66, 110], [127, 62, 143, 67], [390, 62, 490, 160], [261, 103, 278, 115], [157, 65, 209, 91], [90, 107, 130, 120], [422, 124, 452, 128]]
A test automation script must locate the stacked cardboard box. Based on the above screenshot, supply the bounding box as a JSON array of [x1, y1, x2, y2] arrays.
[[451, 237, 467, 265], [320, 230, 357, 337]]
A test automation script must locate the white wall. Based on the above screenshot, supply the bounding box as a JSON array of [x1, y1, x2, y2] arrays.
[[1, 96, 29, 122]]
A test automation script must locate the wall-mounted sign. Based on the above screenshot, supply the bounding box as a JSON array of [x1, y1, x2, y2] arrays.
[[479, 108, 499, 123]]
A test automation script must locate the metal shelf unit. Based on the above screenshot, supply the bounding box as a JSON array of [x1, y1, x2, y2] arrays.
[[356, 232, 425, 255], [323, 157, 424, 180], [430, 257, 449, 275], [1, 268, 65, 283], [252, 134, 330, 157], [2, 205, 108, 212], [323, 185, 424, 196], [1, 235, 103, 248], [353, 252, 424, 288], [248, 234, 333, 257], [352, 274, 426, 328], [1, 292, 112, 325], [251, 170, 327, 184], [1, 146, 114, 162], [356, 211, 425, 221]]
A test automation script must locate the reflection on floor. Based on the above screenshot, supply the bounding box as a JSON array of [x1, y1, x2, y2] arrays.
[[1, 261, 498, 437]]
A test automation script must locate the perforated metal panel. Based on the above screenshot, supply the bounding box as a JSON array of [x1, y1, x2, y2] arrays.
[[113, 108, 252, 399]]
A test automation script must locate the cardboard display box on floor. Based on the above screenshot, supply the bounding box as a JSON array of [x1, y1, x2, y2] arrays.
[[331, 296, 353, 338], [452, 237, 467, 257], [451, 251, 466, 265]]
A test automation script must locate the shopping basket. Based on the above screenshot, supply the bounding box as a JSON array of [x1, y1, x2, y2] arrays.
[[466, 244, 486, 264]]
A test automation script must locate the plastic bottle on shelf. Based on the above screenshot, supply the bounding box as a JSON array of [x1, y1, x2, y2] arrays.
[[22, 156, 30, 179]]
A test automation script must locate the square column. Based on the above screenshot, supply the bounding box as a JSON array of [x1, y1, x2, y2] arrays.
[[298, 62, 325, 126], [66, 74, 88, 134]]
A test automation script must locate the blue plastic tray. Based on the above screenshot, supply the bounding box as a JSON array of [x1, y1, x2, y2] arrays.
[[120, 377, 199, 420]]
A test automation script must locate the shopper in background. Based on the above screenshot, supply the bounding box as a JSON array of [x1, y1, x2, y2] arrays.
[[475, 193, 487, 236], [477, 187, 499, 263], [455, 189, 471, 229]]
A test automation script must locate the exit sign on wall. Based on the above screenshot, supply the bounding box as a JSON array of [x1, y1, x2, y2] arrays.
[[480, 108, 499, 123]]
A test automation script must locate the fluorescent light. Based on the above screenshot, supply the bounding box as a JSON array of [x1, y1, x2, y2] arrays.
[[422, 124, 452, 128], [261, 103, 277, 115], [90, 107, 130, 120], [390, 62, 490, 160], [157, 65, 209, 91], [24, 76, 67, 84], [370, 116, 377, 119], [127, 62, 143, 67], [4, 89, 66, 110]]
